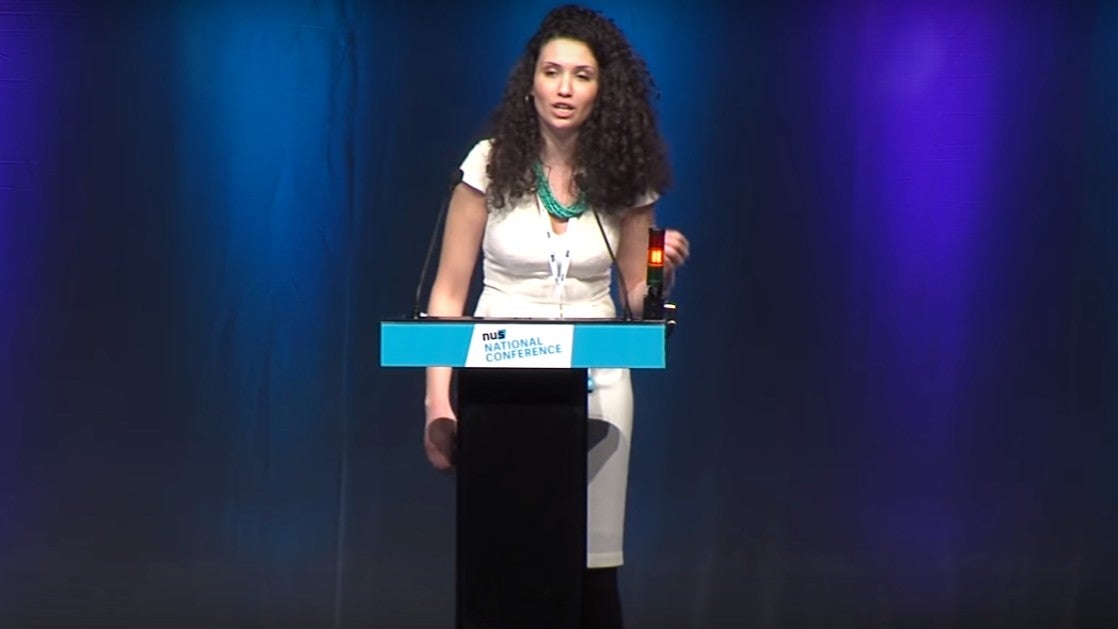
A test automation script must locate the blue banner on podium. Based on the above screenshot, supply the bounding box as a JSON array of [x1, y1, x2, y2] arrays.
[[380, 319, 666, 369]]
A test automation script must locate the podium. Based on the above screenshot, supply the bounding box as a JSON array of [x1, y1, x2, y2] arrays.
[[381, 318, 667, 628]]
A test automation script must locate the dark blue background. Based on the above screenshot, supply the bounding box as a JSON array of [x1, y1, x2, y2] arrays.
[[2, 1, 1116, 626]]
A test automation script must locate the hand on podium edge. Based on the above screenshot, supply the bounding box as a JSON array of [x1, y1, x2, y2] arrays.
[[424, 416, 458, 472]]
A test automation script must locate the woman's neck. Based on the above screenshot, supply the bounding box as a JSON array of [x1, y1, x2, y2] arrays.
[[538, 125, 578, 169]]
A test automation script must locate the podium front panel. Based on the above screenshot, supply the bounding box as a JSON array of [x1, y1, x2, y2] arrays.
[[456, 368, 587, 629]]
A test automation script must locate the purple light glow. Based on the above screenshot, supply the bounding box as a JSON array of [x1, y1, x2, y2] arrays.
[[1, 2, 80, 362], [0, 0, 82, 568], [839, 3, 1004, 607]]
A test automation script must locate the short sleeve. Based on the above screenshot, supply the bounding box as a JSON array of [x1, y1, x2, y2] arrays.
[[460, 139, 492, 193], [632, 189, 660, 208]]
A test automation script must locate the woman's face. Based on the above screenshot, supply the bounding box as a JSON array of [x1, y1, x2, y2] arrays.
[[532, 38, 599, 138]]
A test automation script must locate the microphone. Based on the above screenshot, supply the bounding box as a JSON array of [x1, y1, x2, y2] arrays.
[[411, 168, 465, 319], [592, 210, 635, 320]]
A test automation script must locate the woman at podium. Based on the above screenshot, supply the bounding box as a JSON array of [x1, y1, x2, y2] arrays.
[[422, 5, 689, 627]]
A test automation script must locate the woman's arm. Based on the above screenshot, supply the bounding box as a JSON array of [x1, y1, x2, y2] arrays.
[[423, 183, 488, 470]]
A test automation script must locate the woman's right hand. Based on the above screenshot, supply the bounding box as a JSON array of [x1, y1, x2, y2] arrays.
[[420, 184, 486, 472], [424, 402, 458, 472]]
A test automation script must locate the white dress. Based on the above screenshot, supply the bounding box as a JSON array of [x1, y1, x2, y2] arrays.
[[460, 140, 655, 568]]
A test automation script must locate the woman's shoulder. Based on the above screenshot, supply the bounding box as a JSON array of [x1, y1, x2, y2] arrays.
[[464, 138, 493, 161], [460, 138, 494, 193]]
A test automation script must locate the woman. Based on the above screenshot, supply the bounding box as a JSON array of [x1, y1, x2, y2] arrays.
[[423, 5, 689, 627]]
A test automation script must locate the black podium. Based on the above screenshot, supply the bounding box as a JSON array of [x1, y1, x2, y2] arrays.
[[381, 318, 666, 628]]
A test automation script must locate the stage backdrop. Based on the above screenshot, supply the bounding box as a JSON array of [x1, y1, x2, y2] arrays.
[[2, 0, 1117, 627]]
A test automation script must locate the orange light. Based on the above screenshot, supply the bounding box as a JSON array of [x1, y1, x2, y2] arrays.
[[647, 227, 665, 270]]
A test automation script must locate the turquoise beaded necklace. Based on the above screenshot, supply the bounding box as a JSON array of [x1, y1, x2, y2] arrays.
[[533, 161, 587, 219]]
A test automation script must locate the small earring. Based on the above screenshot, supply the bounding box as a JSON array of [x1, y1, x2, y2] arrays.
[[525, 94, 532, 103]]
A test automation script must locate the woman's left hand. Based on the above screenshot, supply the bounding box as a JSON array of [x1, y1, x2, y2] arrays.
[[664, 228, 690, 273]]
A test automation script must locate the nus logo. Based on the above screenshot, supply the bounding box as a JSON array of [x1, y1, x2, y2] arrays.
[[481, 329, 507, 341]]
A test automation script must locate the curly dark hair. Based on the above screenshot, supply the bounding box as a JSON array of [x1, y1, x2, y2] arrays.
[[485, 5, 671, 214]]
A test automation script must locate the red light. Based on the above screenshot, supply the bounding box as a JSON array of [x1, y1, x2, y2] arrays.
[[647, 228, 665, 268], [646, 227, 666, 288]]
